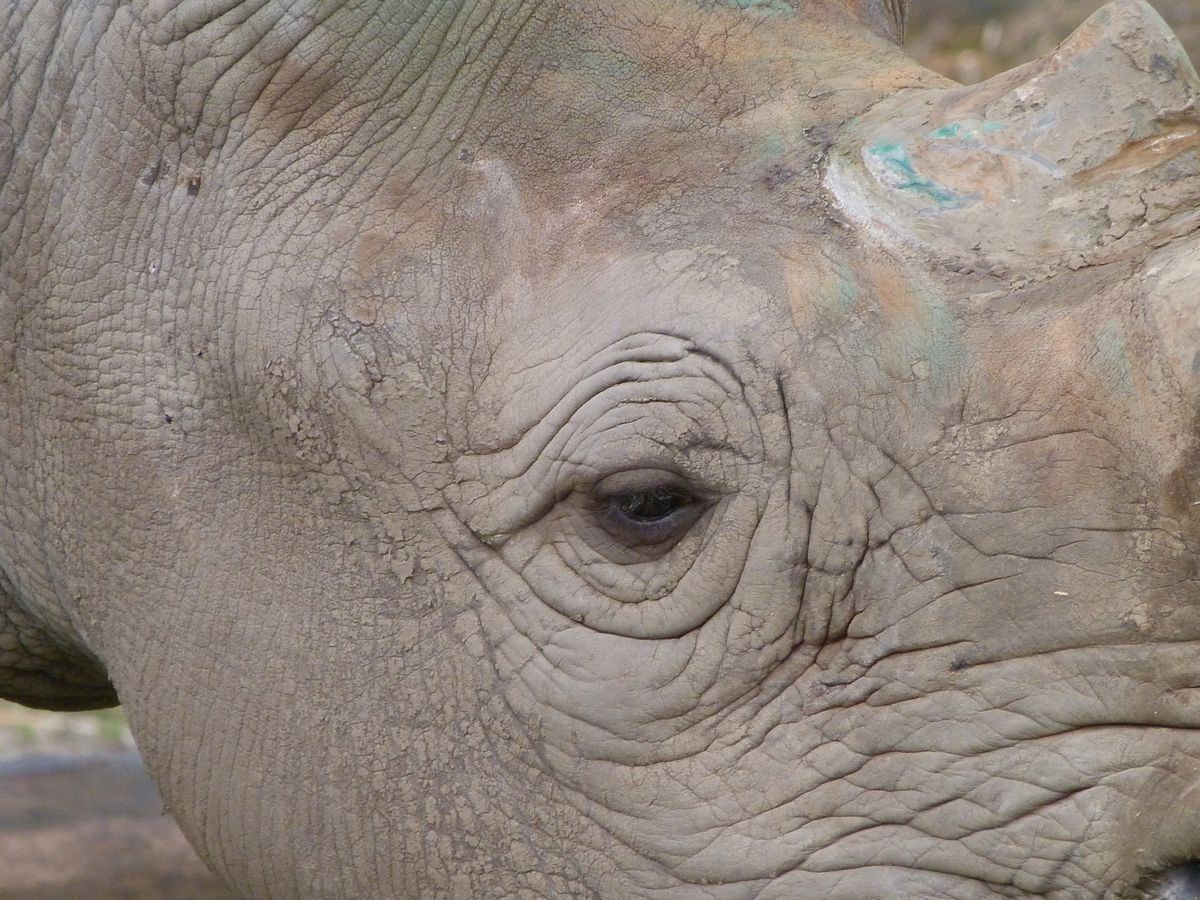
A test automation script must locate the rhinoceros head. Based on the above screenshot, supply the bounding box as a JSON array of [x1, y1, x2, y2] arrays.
[[2, 0, 1200, 897]]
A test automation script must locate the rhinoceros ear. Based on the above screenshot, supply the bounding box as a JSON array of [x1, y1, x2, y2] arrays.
[[843, 0, 907, 44], [827, 0, 1200, 279]]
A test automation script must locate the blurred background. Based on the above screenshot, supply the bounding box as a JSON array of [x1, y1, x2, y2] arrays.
[[2, 1, 1197, 897], [907, 0, 1199, 84]]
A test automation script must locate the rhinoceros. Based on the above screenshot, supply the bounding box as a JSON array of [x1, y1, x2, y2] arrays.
[[3, 0, 1200, 896]]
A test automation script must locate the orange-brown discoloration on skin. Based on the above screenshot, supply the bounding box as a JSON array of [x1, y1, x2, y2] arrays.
[[907, 141, 1015, 205], [866, 257, 920, 324], [1080, 121, 1200, 181], [240, 50, 343, 150], [455, 1, 939, 215], [1045, 316, 1088, 367], [352, 232, 393, 274], [780, 245, 828, 330]]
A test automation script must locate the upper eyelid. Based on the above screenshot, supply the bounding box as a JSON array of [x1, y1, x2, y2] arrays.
[[448, 345, 757, 542], [468, 332, 748, 459], [456, 344, 747, 483], [591, 468, 692, 498]]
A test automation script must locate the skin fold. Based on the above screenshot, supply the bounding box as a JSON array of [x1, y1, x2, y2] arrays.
[[2, 0, 1200, 896]]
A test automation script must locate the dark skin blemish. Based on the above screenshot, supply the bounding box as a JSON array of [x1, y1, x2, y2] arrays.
[[764, 165, 797, 190]]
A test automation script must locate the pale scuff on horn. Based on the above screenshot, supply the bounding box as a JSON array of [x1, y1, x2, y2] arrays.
[[827, 0, 1200, 281]]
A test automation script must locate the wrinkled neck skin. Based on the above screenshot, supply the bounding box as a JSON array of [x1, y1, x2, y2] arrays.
[[4, 0, 1200, 897]]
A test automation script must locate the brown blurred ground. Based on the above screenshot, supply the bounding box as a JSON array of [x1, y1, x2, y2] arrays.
[[0, 2, 1196, 897], [0, 754, 230, 899], [0, 704, 229, 898]]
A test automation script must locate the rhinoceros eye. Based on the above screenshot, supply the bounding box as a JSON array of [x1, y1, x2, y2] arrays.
[[593, 471, 709, 549], [614, 487, 688, 522]]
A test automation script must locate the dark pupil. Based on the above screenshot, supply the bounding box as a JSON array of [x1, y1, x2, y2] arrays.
[[615, 488, 685, 523]]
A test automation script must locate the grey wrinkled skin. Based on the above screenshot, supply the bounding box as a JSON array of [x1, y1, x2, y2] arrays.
[[3, 0, 1200, 896]]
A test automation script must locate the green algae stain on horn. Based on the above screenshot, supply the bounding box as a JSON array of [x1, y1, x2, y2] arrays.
[[928, 121, 1004, 142], [866, 141, 974, 209], [928, 123, 963, 141]]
